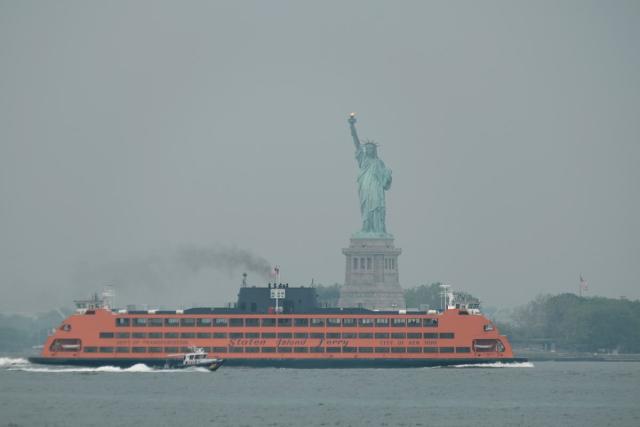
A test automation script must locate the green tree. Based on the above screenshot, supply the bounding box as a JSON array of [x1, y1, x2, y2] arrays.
[[404, 283, 479, 310], [313, 283, 342, 307]]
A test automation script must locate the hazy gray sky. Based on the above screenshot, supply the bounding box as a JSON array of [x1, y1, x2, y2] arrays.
[[1, 0, 639, 313]]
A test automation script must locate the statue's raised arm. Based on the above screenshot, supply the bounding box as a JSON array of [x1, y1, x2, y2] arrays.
[[348, 113, 361, 151]]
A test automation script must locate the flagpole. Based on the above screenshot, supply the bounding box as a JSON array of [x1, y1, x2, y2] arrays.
[[579, 281, 582, 297], [579, 274, 582, 297], [579, 274, 587, 297]]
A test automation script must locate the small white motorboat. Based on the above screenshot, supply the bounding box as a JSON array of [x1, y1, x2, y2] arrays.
[[167, 347, 224, 371]]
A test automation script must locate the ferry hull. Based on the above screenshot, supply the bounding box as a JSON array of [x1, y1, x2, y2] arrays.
[[29, 356, 527, 368], [212, 357, 528, 368]]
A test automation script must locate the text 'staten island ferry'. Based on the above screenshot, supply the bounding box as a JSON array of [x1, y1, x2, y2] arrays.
[[30, 282, 526, 368]]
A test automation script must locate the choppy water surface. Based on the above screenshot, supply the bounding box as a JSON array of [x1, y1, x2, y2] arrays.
[[1, 357, 639, 427]]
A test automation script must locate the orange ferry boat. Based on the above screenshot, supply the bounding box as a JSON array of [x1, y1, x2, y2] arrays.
[[30, 283, 525, 368]]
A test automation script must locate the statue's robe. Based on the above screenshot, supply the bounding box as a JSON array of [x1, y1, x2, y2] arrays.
[[356, 146, 392, 233]]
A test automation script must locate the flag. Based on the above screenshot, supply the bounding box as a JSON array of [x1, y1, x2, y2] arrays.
[[580, 274, 588, 291]]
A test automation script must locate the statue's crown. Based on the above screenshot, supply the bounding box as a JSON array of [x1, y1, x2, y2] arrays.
[[363, 139, 379, 147]]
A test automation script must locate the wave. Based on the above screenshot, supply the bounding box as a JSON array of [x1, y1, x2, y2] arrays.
[[0, 357, 30, 367], [1, 359, 209, 373], [448, 361, 535, 368]]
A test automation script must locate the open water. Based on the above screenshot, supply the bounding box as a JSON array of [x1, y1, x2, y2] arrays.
[[1, 357, 639, 427]]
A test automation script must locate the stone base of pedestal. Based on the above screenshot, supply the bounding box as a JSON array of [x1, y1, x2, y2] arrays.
[[338, 236, 405, 310]]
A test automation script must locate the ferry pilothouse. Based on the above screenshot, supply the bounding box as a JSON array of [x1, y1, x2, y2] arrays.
[[30, 282, 525, 368]]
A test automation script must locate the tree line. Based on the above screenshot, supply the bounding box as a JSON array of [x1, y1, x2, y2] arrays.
[[315, 283, 640, 354], [314, 282, 478, 311], [0, 310, 70, 352], [497, 293, 640, 353]]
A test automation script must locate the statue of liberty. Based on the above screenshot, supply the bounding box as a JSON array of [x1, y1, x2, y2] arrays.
[[348, 113, 392, 236]]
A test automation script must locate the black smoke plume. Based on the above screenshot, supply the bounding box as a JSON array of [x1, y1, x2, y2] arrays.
[[72, 244, 272, 293]]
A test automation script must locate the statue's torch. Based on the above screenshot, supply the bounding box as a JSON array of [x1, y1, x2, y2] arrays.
[[348, 112, 357, 125]]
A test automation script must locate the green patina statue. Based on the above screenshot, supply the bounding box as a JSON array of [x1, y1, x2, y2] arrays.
[[348, 113, 393, 237]]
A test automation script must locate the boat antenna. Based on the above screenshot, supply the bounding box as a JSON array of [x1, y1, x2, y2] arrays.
[[101, 285, 115, 309], [440, 284, 452, 311]]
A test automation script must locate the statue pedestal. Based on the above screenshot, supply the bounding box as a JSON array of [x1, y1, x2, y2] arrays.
[[338, 235, 405, 310]]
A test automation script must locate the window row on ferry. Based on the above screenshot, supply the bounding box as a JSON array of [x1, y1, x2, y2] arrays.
[[99, 331, 455, 339], [115, 317, 439, 328], [83, 346, 472, 354]]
